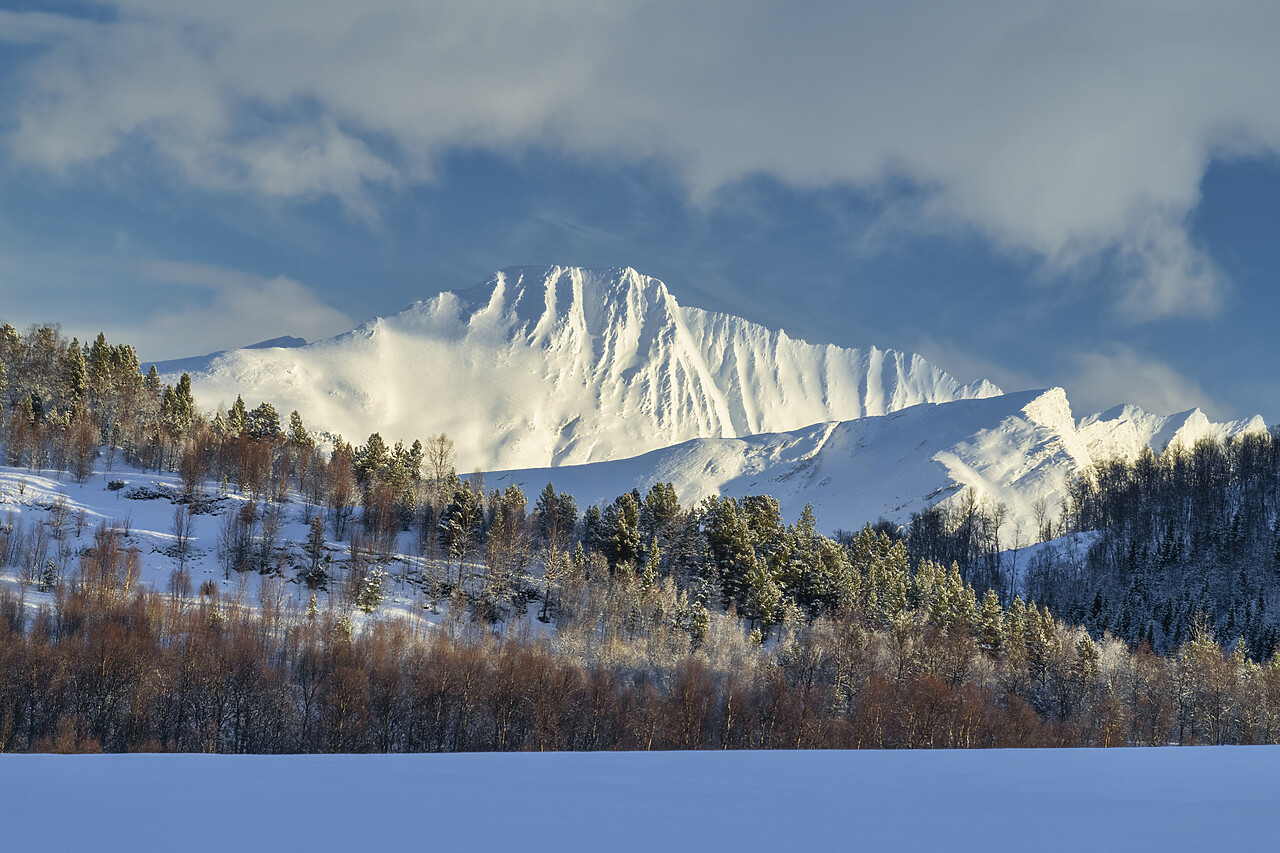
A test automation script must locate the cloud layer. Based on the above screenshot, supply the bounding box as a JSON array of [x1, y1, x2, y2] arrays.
[[5, 2, 1280, 319]]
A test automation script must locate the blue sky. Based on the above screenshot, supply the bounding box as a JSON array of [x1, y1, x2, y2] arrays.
[[1, 1, 1279, 423]]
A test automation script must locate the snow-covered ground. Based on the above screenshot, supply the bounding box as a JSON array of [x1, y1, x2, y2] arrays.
[[0, 462, 444, 629], [490, 387, 1266, 533], [2, 747, 1275, 851]]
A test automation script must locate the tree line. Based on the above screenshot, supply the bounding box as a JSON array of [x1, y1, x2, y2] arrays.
[[5, 320, 1280, 751]]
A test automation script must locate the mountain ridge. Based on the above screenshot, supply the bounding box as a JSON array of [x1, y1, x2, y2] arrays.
[[166, 265, 1003, 470], [488, 386, 1269, 532]]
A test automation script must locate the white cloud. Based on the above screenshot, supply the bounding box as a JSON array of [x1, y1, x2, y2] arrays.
[[0, 254, 354, 361], [1064, 345, 1226, 419], [5, 2, 1280, 317]]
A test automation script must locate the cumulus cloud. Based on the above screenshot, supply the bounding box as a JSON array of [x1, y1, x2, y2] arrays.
[[1064, 345, 1227, 419], [5, 1, 1280, 317]]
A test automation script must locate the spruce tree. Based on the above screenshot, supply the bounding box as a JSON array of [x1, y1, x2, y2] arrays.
[[600, 491, 641, 568], [355, 432, 389, 484], [161, 373, 195, 436], [287, 410, 313, 450], [228, 396, 247, 435], [245, 401, 281, 441], [977, 589, 1005, 652], [59, 338, 88, 414], [357, 568, 385, 613], [439, 487, 484, 589], [302, 514, 329, 589]]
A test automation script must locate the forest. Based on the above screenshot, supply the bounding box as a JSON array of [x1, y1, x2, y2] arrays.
[[2, 321, 1280, 752]]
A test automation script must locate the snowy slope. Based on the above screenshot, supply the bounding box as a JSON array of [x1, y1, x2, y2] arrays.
[[166, 266, 1000, 470], [4, 749, 1276, 852], [489, 387, 1268, 531]]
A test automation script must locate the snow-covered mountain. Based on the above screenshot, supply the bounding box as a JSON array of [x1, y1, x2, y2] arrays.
[[163, 265, 1001, 470], [488, 387, 1268, 531]]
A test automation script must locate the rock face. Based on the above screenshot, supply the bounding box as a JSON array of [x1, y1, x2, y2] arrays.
[[166, 265, 1001, 470]]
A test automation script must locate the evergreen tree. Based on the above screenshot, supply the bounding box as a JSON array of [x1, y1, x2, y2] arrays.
[[288, 410, 313, 450], [59, 337, 88, 413], [39, 559, 59, 593], [744, 560, 782, 633], [600, 491, 641, 568], [302, 514, 329, 589], [245, 401, 281, 441], [143, 364, 162, 404], [640, 537, 660, 598], [228, 396, 247, 435], [639, 482, 681, 548], [161, 373, 196, 436], [355, 432, 389, 484], [687, 599, 711, 646], [702, 497, 757, 610], [439, 487, 484, 589], [977, 588, 1005, 652], [357, 568, 385, 613]]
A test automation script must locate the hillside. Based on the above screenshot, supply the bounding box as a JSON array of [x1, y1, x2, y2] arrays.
[[490, 387, 1267, 531]]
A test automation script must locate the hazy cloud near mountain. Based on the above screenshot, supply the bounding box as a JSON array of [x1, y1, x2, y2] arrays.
[[4, 1, 1280, 321], [1065, 345, 1227, 421], [0, 252, 353, 361]]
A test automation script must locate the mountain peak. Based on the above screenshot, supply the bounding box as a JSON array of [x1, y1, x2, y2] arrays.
[[169, 265, 1003, 469]]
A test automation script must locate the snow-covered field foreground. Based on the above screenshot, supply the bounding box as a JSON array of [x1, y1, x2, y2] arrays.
[[3, 748, 1275, 851]]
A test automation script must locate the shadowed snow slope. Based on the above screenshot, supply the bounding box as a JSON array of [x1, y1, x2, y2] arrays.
[[489, 387, 1267, 531], [164, 265, 1000, 470]]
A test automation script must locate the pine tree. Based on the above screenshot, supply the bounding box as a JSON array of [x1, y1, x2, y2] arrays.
[[245, 401, 281, 441], [639, 482, 681, 547], [302, 514, 329, 589], [357, 568, 385, 613], [58, 338, 88, 415], [600, 491, 641, 569], [143, 364, 162, 403], [687, 600, 711, 646], [39, 559, 59, 592], [228, 396, 247, 435], [439, 487, 484, 589], [161, 373, 195, 436], [641, 537, 660, 597], [86, 332, 110, 408], [355, 432, 389, 484], [287, 410, 313, 450], [977, 588, 1005, 652], [744, 560, 781, 634]]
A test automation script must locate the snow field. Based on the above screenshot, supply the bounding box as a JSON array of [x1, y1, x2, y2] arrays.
[[1, 747, 1275, 852]]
